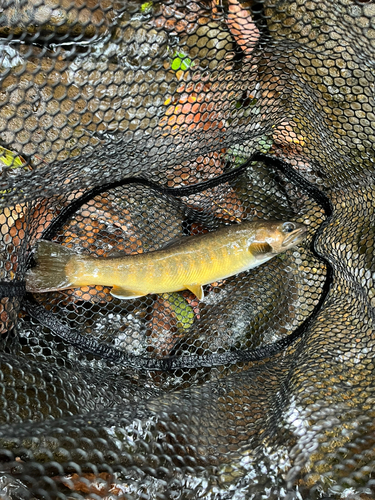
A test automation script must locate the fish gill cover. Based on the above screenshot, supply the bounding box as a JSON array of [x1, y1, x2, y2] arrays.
[[0, 0, 373, 499]]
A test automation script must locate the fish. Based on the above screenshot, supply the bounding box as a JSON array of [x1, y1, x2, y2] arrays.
[[25, 220, 307, 301]]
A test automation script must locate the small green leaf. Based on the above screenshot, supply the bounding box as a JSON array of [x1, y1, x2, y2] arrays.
[[257, 135, 273, 153], [171, 51, 194, 72], [140, 1, 153, 14], [161, 292, 195, 330], [0, 146, 25, 168], [0, 147, 30, 198]]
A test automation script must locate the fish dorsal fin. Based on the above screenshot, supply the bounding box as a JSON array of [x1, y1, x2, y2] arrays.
[[249, 242, 273, 257], [186, 284, 204, 301], [111, 286, 146, 300]]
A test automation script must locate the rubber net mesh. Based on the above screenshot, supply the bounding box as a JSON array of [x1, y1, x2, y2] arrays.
[[0, 0, 373, 498]]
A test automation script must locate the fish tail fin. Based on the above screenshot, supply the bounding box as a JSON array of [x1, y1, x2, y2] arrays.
[[26, 240, 76, 293]]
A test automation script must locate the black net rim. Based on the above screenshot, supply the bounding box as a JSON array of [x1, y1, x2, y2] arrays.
[[11, 153, 334, 371]]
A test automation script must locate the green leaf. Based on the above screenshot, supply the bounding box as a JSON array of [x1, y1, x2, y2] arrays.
[[171, 51, 194, 71], [140, 1, 153, 14], [161, 292, 195, 330], [0, 146, 25, 168]]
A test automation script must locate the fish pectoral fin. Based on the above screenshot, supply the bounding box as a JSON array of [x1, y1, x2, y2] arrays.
[[249, 242, 273, 257], [110, 286, 146, 300], [185, 284, 204, 301]]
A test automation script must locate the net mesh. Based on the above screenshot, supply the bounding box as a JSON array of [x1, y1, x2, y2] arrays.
[[0, 0, 373, 498]]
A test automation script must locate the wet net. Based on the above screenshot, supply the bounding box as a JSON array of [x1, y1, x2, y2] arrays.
[[0, 0, 373, 498]]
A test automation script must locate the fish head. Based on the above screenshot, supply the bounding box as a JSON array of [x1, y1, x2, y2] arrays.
[[249, 220, 307, 258]]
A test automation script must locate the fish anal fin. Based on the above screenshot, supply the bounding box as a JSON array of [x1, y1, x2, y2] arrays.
[[249, 242, 273, 257], [111, 286, 146, 300], [185, 284, 204, 301]]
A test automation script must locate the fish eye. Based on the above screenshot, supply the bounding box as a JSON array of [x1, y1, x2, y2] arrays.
[[282, 222, 296, 233]]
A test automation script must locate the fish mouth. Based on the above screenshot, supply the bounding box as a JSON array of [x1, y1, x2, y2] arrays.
[[281, 226, 307, 247]]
